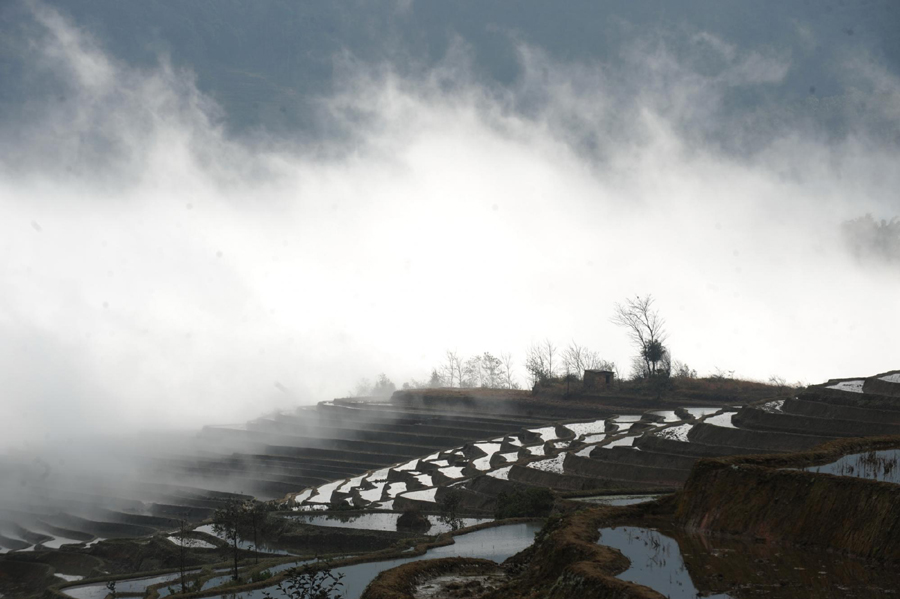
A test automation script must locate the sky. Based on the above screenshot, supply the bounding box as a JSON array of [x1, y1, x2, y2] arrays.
[[1, 1, 899, 451]]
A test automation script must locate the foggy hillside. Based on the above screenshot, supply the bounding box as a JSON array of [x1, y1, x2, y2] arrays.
[[1, 0, 898, 448]]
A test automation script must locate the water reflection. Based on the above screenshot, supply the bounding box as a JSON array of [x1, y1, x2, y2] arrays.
[[294, 513, 491, 534], [195, 524, 292, 554], [572, 494, 663, 506], [598, 526, 732, 599], [204, 522, 541, 599], [598, 526, 900, 598], [65, 573, 185, 599], [803, 449, 900, 484]]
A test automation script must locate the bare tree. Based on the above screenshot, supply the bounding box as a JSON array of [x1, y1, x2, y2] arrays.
[[612, 295, 668, 378], [244, 499, 272, 565], [213, 498, 246, 581], [544, 339, 557, 379], [442, 351, 459, 388], [480, 352, 504, 388], [672, 360, 697, 379], [501, 352, 519, 389], [525, 339, 557, 384], [173, 517, 197, 593], [463, 355, 482, 388], [453, 353, 469, 388], [562, 342, 614, 378]]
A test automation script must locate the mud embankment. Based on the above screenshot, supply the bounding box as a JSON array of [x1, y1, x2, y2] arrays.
[[362, 557, 498, 599], [562, 455, 688, 487], [484, 504, 673, 599], [675, 436, 900, 561], [688, 421, 831, 452], [734, 407, 900, 437], [782, 397, 900, 425]]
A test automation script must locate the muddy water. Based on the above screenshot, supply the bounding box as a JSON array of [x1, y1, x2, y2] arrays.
[[803, 449, 900, 484], [204, 522, 542, 599], [598, 526, 900, 598], [294, 513, 492, 534]]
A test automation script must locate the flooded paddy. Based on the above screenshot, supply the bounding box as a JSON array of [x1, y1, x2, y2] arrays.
[[598, 526, 731, 598], [203, 521, 542, 599], [571, 494, 664, 506], [704, 411, 737, 428], [64, 564, 289, 599], [804, 449, 900, 484], [294, 513, 492, 534], [160, 562, 308, 597], [597, 526, 900, 598], [195, 524, 292, 554], [64, 572, 187, 599]]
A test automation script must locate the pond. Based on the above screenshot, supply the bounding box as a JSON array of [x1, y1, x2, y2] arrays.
[[803, 449, 900, 484], [203, 521, 542, 599], [294, 513, 492, 534]]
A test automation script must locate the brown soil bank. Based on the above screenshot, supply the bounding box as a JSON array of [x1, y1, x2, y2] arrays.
[[477, 503, 673, 599], [362, 557, 498, 599], [675, 435, 900, 561]]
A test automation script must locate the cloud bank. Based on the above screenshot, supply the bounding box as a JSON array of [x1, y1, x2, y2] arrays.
[[1, 4, 899, 450]]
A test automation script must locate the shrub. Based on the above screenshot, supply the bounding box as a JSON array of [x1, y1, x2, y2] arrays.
[[495, 488, 554, 519], [397, 508, 431, 531], [252, 569, 273, 583]]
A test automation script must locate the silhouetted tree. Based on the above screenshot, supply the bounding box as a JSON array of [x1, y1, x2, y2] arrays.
[[244, 499, 270, 564], [213, 498, 245, 581], [173, 517, 197, 593], [263, 567, 345, 599], [612, 295, 668, 379], [525, 340, 557, 385], [438, 488, 464, 531]]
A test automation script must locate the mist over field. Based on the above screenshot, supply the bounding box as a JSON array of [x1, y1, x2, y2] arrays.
[[1, 0, 899, 452]]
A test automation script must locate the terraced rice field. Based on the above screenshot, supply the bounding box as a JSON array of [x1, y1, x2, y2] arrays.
[[4, 369, 900, 599], [284, 370, 900, 512]]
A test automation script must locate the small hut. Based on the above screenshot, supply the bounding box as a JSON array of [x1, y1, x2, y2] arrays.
[[583, 369, 614, 390]]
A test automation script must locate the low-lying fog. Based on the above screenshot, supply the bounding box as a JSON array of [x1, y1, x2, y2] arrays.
[[1, 1, 898, 474]]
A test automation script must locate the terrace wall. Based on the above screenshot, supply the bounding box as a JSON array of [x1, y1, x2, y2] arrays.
[[675, 437, 900, 561]]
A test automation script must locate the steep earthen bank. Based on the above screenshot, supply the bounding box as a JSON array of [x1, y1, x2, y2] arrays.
[[675, 435, 900, 560]]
